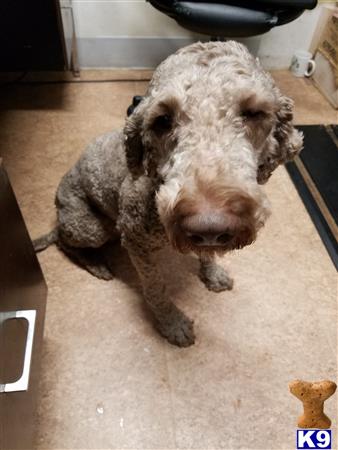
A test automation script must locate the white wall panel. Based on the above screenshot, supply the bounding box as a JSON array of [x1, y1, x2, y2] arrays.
[[72, 1, 332, 69], [72, 1, 200, 38]]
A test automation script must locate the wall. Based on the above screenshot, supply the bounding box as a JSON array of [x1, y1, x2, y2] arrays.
[[71, 0, 333, 69]]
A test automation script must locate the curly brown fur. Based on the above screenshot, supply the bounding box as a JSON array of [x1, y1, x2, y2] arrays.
[[34, 41, 302, 347]]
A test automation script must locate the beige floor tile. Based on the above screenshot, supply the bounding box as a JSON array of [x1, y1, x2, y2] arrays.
[[0, 69, 336, 450], [272, 71, 337, 125]]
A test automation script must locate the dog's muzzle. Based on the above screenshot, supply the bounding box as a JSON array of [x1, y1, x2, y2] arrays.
[[180, 211, 235, 247], [171, 191, 258, 253]]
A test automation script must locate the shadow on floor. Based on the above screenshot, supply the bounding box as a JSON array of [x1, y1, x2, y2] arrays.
[[0, 83, 67, 111]]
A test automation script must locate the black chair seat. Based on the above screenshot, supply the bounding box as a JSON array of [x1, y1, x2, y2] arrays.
[[148, 0, 317, 37]]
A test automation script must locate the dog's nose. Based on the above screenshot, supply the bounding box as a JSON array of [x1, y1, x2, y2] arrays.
[[180, 212, 234, 247]]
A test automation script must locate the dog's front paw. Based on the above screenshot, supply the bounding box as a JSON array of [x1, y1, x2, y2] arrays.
[[199, 264, 234, 292], [156, 309, 195, 347]]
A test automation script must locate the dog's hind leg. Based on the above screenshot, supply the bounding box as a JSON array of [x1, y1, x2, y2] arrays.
[[199, 255, 234, 292], [57, 200, 114, 249], [58, 240, 114, 280], [56, 188, 117, 279]]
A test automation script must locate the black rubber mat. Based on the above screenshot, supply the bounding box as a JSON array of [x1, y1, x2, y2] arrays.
[[286, 125, 338, 269]]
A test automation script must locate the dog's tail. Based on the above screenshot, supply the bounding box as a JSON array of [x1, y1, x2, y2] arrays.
[[33, 228, 58, 252]]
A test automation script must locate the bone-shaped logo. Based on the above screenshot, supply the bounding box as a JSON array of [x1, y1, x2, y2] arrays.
[[289, 380, 337, 429]]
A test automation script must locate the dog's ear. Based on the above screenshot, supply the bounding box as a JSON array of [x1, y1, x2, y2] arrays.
[[124, 111, 145, 177], [257, 95, 303, 184]]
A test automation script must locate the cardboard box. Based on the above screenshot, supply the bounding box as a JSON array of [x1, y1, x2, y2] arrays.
[[310, 6, 338, 109], [318, 13, 337, 68], [313, 52, 338, 108]]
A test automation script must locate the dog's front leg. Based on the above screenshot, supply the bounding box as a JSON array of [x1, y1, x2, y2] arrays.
[[199, 254, 234, 292], [122, 236, 195, 347]]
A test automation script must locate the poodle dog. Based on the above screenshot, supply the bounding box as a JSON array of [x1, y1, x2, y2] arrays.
[[34, 41, 303, 347]]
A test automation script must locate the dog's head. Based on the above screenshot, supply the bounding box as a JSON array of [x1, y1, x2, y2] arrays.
[[124, 41, 303, 255]]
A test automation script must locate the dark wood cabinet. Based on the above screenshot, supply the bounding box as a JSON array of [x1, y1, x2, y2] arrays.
[[0, 0, 76, 71], [0, 160, 47, 450]]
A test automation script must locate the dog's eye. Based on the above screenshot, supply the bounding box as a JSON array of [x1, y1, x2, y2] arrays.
[[151, 114, 173, 134], [241, 109, 266, 120]]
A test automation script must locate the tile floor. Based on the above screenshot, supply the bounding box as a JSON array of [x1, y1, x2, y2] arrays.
[[0, 71, 336, 450]]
